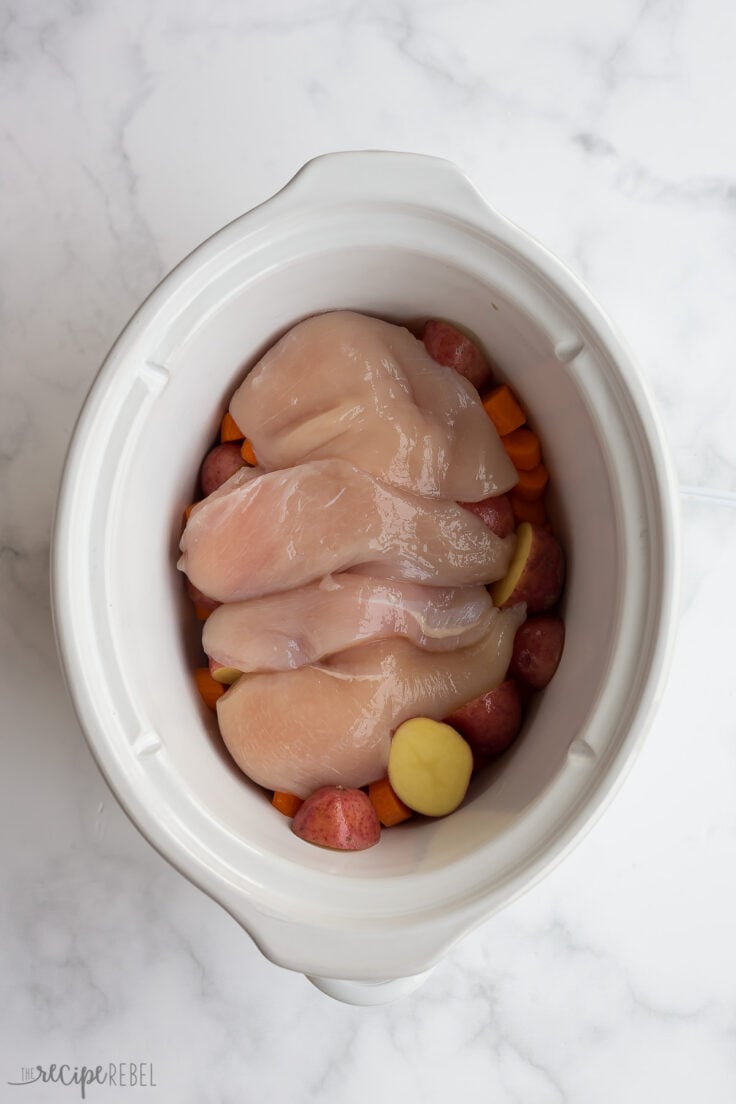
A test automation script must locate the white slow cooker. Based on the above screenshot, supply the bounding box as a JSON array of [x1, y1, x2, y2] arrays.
[[51, 151, 679, 1005]]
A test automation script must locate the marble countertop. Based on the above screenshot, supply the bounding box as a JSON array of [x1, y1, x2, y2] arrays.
[[2, 1, 735, 1100]]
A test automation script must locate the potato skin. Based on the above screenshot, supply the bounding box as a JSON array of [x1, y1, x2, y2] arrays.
[[200, 443, 245, 497], [422, 319, 493, 392], [496, 523, 565, 613], [445, 679, 523, 757], [460, 494, 515, 539], [510, 616, 564, 689], [291, 786, 381, 851]]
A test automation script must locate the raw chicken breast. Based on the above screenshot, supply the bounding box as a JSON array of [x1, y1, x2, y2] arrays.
[[187, 462, 263, 521], [229, 311, 517, 501], [202, 574, 495, 672], [178, 459, 514, 603], [216, 604, 525, 797]]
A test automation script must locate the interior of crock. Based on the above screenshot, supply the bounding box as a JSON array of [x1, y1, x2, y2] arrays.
[[109, 245, 621, 878]]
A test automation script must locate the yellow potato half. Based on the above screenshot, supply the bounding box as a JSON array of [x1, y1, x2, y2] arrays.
[[388, 717, 473, 817]]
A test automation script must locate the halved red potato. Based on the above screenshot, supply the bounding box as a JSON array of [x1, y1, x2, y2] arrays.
[[490, 522, 564, 613], [388, 717, 473, 817], [207, 657, 243, 685], [291, 786, 381, 851]]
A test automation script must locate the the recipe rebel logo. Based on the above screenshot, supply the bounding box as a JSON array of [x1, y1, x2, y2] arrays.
[[7, 1063, 156, 1098]]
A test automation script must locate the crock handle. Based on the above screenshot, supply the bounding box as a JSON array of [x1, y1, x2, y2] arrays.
[[267, 150, 507, 230], [307, 970, 434, 1006], [222, 900, 454, 1007]]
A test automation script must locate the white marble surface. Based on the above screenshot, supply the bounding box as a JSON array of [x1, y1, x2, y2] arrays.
[[2, 0, 735, 1100]]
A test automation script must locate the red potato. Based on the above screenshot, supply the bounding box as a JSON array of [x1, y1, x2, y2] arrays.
[[388, 717, 473, 817], [185, 577, 221, 614], [490, 522, 564, 613], [199, 443, 246, 497], [422, 319, 493, 392], [445, 679, 523, 757], [291, 786, 381, 851], [510, 616, 564, 689], [471, 749, 491, 774], [207, 656, 243, 686], [459, 494, 515, 539]]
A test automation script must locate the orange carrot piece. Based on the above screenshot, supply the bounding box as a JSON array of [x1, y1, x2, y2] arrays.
[[482, 385, 526, 437], [368, 777, 413, 827], [220, 412, 244, 443], [272, 791, 304, 817], [513, 463, 549, 502], [183, 503, 196, 524], [241, 438, 257, 466], [194, 667, 225, 710], [502, 427, 541, 471], [194, 605, 213, 621], [509, 491, 547, 525]]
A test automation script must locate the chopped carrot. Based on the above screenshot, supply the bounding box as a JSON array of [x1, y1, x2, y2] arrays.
[[194, 667, 225, 710], [220, 412, 244, 443], [482, 384, 526, 437], [183, 503, 196, 523], [272, 791, 304, 817], [194, 604, 213, 621], [241, 438, 257, 466], [509, 491, 547, 525], [368, 777, 413, 827], [513, 463, 549, 501], [502, 427, 541, 471]]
